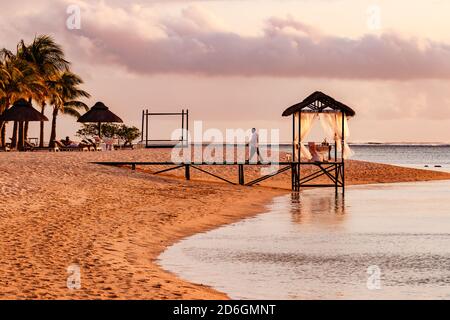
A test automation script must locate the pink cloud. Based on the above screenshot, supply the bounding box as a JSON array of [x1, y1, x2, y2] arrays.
[[4, 0, 450, 80], [70, 13, 450, 80]]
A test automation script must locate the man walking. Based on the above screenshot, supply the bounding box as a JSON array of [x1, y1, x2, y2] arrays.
[[248, 128, 263, 163]]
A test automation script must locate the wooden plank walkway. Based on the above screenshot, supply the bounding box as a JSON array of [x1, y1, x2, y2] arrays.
[[93, 161, 344, 191], [92, 161, 342, 166]]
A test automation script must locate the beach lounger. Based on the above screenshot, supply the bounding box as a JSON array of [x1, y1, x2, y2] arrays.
[[114, 142, 135, 150], [81, 140, 93, 151], [87, 138, 103, 151], [24, 141, 59, 152], [23, 141, 36, 152], [5, 139, 58, 152], [81, 139, 101, 152], [54, 140, 89, 152]]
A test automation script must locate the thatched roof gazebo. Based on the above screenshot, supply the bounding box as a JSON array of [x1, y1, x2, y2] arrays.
[[282, 91, 357, 193], [0, 99, 49, 122], [0, 99, 49, 151], [282, 91, 356, 117], [78, 102, 123, 137]]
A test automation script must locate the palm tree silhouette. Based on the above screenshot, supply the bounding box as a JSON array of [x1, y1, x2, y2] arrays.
[[0, 49, 44, 147], [17, 35, 69, 147], [47, 71, 90, 148]]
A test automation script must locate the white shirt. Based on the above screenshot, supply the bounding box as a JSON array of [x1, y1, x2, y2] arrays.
[[250, 131, 259, 147]]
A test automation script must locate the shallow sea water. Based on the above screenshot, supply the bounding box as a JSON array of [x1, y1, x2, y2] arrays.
[[159, 181, 450, 300]]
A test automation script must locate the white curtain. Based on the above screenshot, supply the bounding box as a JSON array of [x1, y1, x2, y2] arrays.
[[295, 112, 317, 160], [320, 113, 354, 159]]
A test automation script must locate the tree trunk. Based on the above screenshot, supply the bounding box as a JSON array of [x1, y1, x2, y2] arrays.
[[25, 98, 31, 144], [49, 108, 59, 148], [18, 122, 24, 151], [24, 121, 29, 143], [0, 97, 10, 147], [39, 102, 46, 147], [0, 124, 5, 148], [11, 121, 18, 149]]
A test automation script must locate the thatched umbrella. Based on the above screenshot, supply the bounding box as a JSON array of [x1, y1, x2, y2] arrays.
[[0, 99, 49, 150], [78, 102, 123, 137], [0, 99, 49, 122]]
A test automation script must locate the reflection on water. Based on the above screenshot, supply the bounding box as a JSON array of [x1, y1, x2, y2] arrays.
[[290, 192, 346, 225], [159, 181, 450, 300]]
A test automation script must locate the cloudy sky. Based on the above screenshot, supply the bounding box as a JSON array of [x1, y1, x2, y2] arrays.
[[2, 0, 450, 143]]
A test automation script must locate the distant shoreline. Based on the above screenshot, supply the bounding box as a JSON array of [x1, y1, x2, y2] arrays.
[[140, 142, 450, 147]]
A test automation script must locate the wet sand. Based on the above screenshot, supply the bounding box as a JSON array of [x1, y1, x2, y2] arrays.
[[1, 149, 450, 299]]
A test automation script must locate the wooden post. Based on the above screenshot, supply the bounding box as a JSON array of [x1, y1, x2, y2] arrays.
[[292, 171, 295, 191], [145, 109, 149, 148], [181, 109, 185, 144], [185, 164, 191, 180], [238, 164, 245, 185], [342, 111, 346, 194], [18, 121, 24, 151], [292, 114, 295, 190], [335, 163, 339, 195], [297, 112, 301, 192], [141, 110, 144, 142], [334, 132, 338, 162], [24, 121, 29, 142], [291, 163, 297, 192], [186, 109, 189, 148]]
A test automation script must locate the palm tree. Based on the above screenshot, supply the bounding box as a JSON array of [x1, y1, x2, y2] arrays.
[[17, 35, 69, 147], [47, 71, 90, 147], [0, 49, 44, 147]]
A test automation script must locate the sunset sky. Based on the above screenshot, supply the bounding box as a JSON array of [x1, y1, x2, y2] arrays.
[[2, 0, 450, 143]]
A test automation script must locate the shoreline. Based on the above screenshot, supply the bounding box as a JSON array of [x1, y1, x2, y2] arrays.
[[1, 150, 450, 299], [159, 179, 450, 300], [154, 185, 288, 300], [154, 184, 288, 300], [149, 156, 450, 300], [155, 170, 450, 300]]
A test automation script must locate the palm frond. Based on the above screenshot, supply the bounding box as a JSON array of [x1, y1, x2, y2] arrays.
[[62, 106, 82, 118], [64, 100, 89, 111]]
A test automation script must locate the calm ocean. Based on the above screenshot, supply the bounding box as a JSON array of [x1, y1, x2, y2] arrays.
[[159, 144, 450, 300], [276, 144, 450, 171], [159, 181, 450, 300]]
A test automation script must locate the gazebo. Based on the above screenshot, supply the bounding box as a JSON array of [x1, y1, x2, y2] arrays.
[[0, 99, 49, 151], [282, 91, 356, 193], [78, 102, 123, 137]]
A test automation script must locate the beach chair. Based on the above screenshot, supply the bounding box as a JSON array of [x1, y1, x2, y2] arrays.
[[81, 140, 93, 151], [78, 142, 91, 152], [54, 140, 89, 152], [87, 138, 103, 151], [7, 139, 34, 152], [122, 142, 135, 150], [23, 141, 36, 152], [54, 140, 72, 152], [114, 141, 135, 150], [81, 139, 101, 152]]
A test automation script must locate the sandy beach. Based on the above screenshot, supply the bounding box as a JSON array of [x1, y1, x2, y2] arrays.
[[1, 149, 450, 300]]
